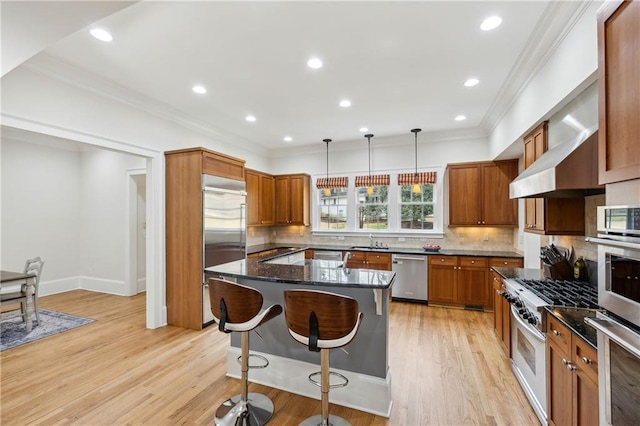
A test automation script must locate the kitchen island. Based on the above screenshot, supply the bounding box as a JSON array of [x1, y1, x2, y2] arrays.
[[205, 257, 395, 417]]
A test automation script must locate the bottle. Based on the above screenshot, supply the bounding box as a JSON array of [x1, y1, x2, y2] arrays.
[[573, 256, 586, 280]]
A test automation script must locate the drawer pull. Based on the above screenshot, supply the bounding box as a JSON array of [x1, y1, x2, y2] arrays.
[[582, 357, 592, 365], [553, 330, 561, 336], [503, 261, 508, 265]]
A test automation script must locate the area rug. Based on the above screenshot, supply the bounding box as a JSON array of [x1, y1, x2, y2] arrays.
[[1, 309, 94, 351]]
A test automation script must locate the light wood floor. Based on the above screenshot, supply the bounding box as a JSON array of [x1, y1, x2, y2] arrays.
[[1, 291, 539, 425]]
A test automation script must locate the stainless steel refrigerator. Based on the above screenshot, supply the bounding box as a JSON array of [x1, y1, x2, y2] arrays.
[[202, 175, 246, 325]]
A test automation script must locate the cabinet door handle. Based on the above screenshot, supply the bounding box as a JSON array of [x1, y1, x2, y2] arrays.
[[553, 330, 561, 336], [471, 260, 475, 264], [503, 261, 508, 265], [582, 357, 592, 365], [477, 221, 481, 224], [562, 358, 576, 371]]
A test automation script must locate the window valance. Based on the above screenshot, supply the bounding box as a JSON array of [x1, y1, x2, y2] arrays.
[[354, 174, 390, 187], [316, 177, 349, 189], [397, 171, 437, 185]]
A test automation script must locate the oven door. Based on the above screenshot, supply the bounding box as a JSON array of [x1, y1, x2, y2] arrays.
[[586, 314, 640, 426], [510, 305, 547, 424]]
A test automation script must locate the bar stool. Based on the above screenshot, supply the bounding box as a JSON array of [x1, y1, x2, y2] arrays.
[[283, 290, 363, 426], [209, 277, 283, 426]]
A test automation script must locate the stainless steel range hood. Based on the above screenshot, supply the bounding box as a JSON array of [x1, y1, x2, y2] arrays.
[[509, 126, 604, 198]]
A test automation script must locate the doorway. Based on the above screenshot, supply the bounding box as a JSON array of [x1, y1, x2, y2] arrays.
[[127, 170, 147, 296]]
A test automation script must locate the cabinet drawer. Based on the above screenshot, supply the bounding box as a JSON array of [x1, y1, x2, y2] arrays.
[[348, 251, 366, 262], [547, 315, 571, 353], [429, 255, 457, 266], [459, 257, 488, 268], [368, 253, 391, 262], [490, 257, 524, 268], [573, 337, 598, 383]]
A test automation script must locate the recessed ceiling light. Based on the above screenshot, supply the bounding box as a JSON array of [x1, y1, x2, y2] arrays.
[[339, 100, 351, 108], [480, 16, 502, 31], [192, 85, 207, 94], [464, 78, 479, 87], [307, 57, 323, 69], [455, 115, 467, 121], [283, 136, 293, 142], [359, 127, 369, 132], [245, 115, 256, 122], [90, 28, 113, 42]]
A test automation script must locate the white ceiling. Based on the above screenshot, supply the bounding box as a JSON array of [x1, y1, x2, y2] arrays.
[[6, 1, 586, 153]]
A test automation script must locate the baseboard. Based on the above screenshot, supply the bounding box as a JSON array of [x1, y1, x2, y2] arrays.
[[226, 347, 392, 417], [38, 276, 127, 296]]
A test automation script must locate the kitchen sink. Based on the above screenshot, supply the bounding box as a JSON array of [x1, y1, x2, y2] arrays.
[[349, 245, 389, 250]]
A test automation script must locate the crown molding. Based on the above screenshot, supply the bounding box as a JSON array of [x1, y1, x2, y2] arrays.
[[480, 0, 594, 133], [21, 53, 270, 157]]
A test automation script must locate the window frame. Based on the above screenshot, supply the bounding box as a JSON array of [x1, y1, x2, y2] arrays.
[[312, 167, 444, 237]]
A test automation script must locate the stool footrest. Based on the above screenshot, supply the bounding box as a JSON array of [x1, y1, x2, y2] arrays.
[[236, 353, 269, 369], [308, 371, 349, 389]]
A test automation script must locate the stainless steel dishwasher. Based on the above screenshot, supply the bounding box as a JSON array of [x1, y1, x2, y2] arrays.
[[391, 254, 428, 302]]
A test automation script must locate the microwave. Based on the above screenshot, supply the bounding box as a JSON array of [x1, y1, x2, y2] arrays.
[[597, 205, 640, 239]]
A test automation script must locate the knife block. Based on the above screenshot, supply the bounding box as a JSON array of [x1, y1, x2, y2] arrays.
[[543, 259, 575, 281]]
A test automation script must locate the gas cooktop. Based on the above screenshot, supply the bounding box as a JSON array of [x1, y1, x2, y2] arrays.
[[514, 278, 599, 309]]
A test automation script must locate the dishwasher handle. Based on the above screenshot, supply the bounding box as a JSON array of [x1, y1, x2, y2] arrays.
[[393, 255, 427, 263]]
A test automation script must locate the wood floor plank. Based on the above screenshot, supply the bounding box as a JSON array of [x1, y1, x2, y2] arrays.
[[0, 290, 540, 425]]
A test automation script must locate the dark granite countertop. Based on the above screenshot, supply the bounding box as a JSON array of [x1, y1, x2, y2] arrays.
[[492, 267, 546, 281], [544, 307, 603, 348], [247, 243, 523, 259], [205, 258, 395, 289]]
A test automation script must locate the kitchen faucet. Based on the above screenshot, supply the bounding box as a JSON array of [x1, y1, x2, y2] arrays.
[[342, 251, 351, 267]]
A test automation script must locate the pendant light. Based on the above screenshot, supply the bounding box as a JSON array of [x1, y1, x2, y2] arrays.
[[365, 133, 374, 195], [323, 138, 332, 196], [411, 128, 422, 194]]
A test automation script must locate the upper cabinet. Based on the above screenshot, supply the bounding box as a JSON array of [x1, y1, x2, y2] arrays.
[[522, 124, 586, 235], [246, 169, 275, 226], [275, 174, 310, 226], [448, 160, 518, 227], [598, 0, 640, 184]]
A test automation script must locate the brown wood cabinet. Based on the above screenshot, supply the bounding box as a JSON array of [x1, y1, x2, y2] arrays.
[[165, 147, 245, 330], [523, 123, 586, 235], [490, 258, 523, 356], [598, 0, 640, 184], [275, 174, 310, 225], [246, 169, 275, 226], [448, 160, 518, 227], [546, 315, 599, 426], [428, 256, 490, 309], [492, 273, 511, 356], [344, 251, 391, 270]]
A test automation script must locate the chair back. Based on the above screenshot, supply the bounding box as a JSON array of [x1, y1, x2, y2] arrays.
[[208, 278, 263, 325], [284, 290, 360, 341], [24, 257, 44, 295]]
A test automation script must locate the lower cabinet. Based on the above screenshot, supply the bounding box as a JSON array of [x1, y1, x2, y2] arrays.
[[546, 315, 599, 426], [344, 251, 391, 270], [492, 273, 511, 357], [428, 256, 489, 309]]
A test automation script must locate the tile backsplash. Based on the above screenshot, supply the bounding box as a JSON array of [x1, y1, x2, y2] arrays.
[[249, 225, 517, 252]]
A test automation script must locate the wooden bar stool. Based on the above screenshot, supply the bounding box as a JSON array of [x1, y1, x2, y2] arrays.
[[209, 278, 283, 426], [283, 290, 363, 426]]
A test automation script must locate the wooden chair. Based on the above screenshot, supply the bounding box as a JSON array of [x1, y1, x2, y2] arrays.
[[0, 257, 45, 325], [208, 277, 282, 426], [283, 290, 363, 426]]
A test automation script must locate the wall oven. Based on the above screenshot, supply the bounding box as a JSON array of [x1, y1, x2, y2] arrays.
[[585, 205, 640, 425]]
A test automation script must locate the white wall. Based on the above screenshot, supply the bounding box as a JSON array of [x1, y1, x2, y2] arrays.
[[489, 1, 601, 159], [268, 132, 491, 177], [1, 139, 81, 280], [78, 149, 145, 289], [1, 138, 146, 295]]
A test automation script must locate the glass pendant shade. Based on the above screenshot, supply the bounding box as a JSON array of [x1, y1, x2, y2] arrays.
[[412, 183, 421, 194], [366, 186, 373, 195], [324, 188, 331, 196]]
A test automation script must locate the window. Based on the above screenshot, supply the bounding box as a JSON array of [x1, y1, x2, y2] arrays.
[[313, 168, 442, 235], [318, 188, 348, 229], [357, 185, 388, 230], [399, 184, 434, 230]]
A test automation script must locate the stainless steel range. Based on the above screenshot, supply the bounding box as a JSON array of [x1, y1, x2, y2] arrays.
[[502, 277, 599, 425]]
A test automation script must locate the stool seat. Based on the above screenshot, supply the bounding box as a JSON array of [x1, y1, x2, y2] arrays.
[[209, 278, 282, 426], [284, 290, 363, 426]]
